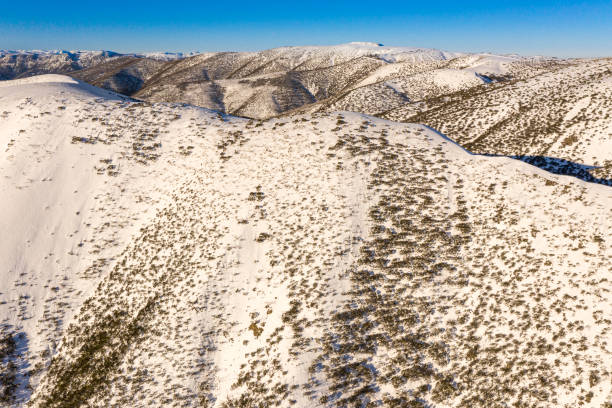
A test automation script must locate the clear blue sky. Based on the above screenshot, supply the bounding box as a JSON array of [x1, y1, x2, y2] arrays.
[[1, 0, 611, 57]]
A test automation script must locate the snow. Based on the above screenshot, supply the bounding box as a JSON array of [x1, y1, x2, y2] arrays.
[[263, 42, 465, 65], [0, 74, 79, 87], [564, 95, 591, 122], [0, 49, 190, 61], [0, 71, 610, 408], [459, 54, 521, 75]]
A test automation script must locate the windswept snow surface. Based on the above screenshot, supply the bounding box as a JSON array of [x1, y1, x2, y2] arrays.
[[0, 75, 610, 408]]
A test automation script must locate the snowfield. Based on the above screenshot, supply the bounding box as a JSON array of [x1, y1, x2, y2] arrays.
[[0, 71, 611, 408]]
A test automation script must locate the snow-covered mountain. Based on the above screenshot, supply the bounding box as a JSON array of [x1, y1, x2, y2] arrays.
[[0, 50, 189, 81], [81, 43, 540, 119], [382, 58, 612, 180], [1, 43, 555, 120], [0, 73, 610, 407]]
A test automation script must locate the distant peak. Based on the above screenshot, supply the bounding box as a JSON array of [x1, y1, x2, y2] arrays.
[[348, 42, 384, 47]]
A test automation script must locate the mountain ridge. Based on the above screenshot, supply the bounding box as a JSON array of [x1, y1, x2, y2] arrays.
[[1, 36, 611, 407], [0, 73, 610, 407]]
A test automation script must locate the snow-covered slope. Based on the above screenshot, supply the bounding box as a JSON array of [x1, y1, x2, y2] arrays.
[[0, 51, 122, 81], [126, 43, 468, 118], [0, 75, 216, 404], [0, 75, 610, 407], [1, 44, 556, 121], [132, 45, 552, 120], [0, 50, 187, 82], [0, 50, 191, 62], [384, 58, 612, 180]]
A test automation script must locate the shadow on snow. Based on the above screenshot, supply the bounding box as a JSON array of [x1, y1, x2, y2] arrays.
[[488, 155, 612, 187]]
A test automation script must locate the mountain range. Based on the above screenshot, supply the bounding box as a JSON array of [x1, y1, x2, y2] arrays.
[[0, 43, 611, 407]]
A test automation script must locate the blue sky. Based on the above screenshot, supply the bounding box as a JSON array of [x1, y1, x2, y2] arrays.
[[1, 0, 611, 57]]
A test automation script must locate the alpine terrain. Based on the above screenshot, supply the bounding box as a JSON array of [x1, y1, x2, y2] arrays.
[[0, 43, 610, 408]]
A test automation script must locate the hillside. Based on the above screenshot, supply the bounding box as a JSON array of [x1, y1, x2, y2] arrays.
[[72, 43, 466, 117], [1, 44, 557, 121], [89, 44, 554, 120], [381, 58, 612, 182], [0, 50, 186, 82], [305, 54, 558, 117], [0, 75, 610, 407]]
